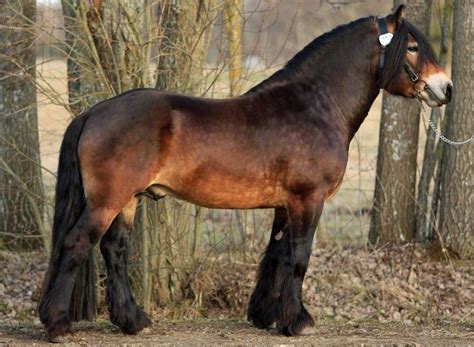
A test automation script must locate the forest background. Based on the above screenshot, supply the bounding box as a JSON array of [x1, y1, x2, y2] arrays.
[[0, 0, 472, 334]]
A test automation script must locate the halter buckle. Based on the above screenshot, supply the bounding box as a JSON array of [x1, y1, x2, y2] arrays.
[[410, 74, 419, 83]]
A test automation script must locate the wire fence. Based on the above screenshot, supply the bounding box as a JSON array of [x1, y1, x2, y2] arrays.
[[4, 0, 469, 323]]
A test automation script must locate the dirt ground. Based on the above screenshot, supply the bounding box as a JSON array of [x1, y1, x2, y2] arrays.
[[0, 319, 473, 346]]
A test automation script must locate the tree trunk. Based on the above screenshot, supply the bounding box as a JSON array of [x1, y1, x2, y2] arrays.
[[369, 0, 432, 246], [155, 0, 180, 91], [224, 0, 243, 96], [135, 0, 217, 309], [416, 0, 451, 241], [224, 0, 246, 259], [61, 0, 83, 115], [0, 0, 45, 250], [437, 2, 473, 259]]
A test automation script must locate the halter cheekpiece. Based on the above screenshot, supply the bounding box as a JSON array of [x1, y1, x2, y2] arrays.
[[377, 18, 392, 69]]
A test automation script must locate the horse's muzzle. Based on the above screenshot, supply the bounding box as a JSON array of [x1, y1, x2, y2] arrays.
[[421, 73, 453, 107]]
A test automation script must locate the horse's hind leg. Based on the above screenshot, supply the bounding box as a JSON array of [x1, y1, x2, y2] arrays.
[[39, 206, 118, 341], [100, 198, 151, 334]]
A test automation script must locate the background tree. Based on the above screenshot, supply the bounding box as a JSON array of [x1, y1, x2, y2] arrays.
[[135, 0, 219, 311], [57, 0, 219, 315], [0, 0, 45, 250], [223, 0, 249, 259], [369, 0, 432, 246], [61, 0, 82, 115], [437, 1, 473, 259], [224, 0, 243, 97], [415, 0, 452, 241], [0, 0, 471, 329]]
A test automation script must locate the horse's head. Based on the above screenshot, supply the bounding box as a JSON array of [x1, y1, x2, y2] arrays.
[[377, 5, 452, 107]]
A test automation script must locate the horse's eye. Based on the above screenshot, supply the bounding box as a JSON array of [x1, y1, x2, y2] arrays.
[[407, 46, 419, 53]]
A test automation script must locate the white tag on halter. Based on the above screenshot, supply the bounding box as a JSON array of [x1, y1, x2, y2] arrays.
[[379, 33, 394, 47]]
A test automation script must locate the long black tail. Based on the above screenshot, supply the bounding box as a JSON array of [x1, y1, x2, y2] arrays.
[[39, 111, 96, 321]]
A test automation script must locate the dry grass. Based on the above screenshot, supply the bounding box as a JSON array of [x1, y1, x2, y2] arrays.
[[1, 246, 471, 326], [163, 245, 473, 325]]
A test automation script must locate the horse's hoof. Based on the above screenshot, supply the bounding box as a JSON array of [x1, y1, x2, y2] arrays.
[[115, 307, 152, 335], [299, 326, 316, 335], [44, 315, 73, 343], [48, 335, 67, 343]]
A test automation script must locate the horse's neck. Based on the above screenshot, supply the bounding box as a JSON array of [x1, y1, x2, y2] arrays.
[[324, 70, 380, 143], [279, 53, 379, 145], [302, 42, 380, 144], [247, 24, 380, 146]]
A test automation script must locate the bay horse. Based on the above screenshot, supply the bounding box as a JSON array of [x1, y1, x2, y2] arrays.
[[39, 5, 452, 341]]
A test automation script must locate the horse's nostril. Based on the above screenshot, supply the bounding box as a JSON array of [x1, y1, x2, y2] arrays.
[[445, 83, 453, 102]]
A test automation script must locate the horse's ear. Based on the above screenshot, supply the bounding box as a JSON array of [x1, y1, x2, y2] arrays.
[[390, 4, 405, 28]]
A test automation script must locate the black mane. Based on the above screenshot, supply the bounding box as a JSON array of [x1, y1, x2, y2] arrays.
[[246, 15, 438, 94], [245, 17, 374, 94]]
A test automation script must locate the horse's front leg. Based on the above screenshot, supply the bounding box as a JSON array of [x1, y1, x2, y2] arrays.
[[249, 194, 323, 335], [281, 194, 324, 335], [248, 207, 289, 328], [278, 194, 323, 335]]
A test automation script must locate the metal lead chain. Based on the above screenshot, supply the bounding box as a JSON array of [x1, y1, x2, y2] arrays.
[[420, 102, 473, 146]]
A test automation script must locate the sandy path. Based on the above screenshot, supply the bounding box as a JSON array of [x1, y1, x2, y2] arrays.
[[1, 319, 472, 346]]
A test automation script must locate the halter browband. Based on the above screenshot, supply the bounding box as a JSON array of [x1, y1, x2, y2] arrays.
[[377, 18, 421, 80]]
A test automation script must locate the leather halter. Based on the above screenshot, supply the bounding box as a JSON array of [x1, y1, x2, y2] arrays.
[[377, 17, 421, 84], [377, 18, 444, 104]]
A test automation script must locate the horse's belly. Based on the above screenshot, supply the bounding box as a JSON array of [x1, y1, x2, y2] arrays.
[[153, 171, 286, 209], [190, 185, 284, 209]]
